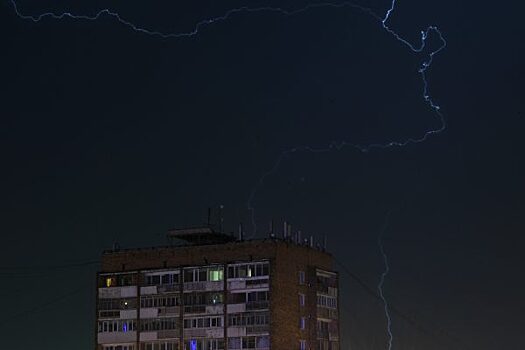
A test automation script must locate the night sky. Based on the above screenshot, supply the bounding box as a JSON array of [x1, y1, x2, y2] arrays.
[[1, 0, 524, 349]]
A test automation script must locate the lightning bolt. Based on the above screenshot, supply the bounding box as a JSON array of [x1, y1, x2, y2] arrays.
[[9, 0, 447, 232], [11, 2, 447, 347], [378, 212, 394, 350]]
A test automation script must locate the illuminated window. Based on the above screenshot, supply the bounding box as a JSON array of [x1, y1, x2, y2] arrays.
[[106, 277, 114, 288], [209, 268, 223, 281], [300, 340, 307, 350], [300, 317, 306, 330]]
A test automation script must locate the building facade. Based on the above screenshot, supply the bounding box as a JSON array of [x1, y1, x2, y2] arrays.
[[96, 228, 340, 350]]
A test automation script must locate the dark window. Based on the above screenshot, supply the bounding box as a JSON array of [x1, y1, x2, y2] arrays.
[[199, 270, 207, 282], [184, 270, 194, 283]]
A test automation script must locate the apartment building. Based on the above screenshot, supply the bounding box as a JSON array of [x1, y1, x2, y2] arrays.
[[96, 227, 339, 350]]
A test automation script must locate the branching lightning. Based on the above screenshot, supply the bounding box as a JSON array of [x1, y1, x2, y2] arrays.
[[9, 0, 447, 235], [378, 212, 394, 350], [11, 1, 447, 347], [10, 0, 446, 254], [247, 1, 447, 236]]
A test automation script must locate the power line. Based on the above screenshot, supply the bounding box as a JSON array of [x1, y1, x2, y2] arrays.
[[333, 256, 469, 350], [0, 285, 89, 326], [0, 259, 99, 273]]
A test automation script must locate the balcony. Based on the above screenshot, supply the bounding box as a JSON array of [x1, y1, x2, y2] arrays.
[[227, 327, 246, 337], [184, 281, 223, 292], [183, 328, 208, 338], [184, 305, 206, 314], [140, 286, 158, 295], [158, 329, 180, 339], [246, 325, 270, 335], [158, 306, 181, 316], [98, 331, 136, 344], [317, 307, 338, 320], [99, 286, 137, 299], [158, 284, 180, 293], [206, 304, 224, 314], [228, 279, 269, 291], [227, 303, 245, 314], [98, 310, 120, 318], [246, 301, 269, 311], [140, 308, 159, 319]]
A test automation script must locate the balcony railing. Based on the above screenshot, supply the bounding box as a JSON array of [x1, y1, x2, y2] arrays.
[[184, 305, 206, 314], [98, 310, 120, 318], [245, 279, 269, 288], [317, 307, 338, 320], [246, 301, 269, 311], [246, 325, 270, 334], [158, 329, 180, 339], [158, 306, 180, 316], [158, 284, 180, 293]]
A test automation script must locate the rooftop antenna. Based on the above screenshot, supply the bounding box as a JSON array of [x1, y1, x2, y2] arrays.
[[310, 235, 314, 248], [219, 205, 224, 233], [238, 223, 244, 241], [269, 220, 275, 238], [113, 240, 120, 252]]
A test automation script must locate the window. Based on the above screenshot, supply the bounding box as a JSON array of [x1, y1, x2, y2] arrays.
[[184, 270, 194, 283], [256, 336, 269, 349], [299, 271, 306, 285], [141, 318, 177, 331], [299, 293, 305, 307], [146, 275, 161, 285], [141, 343, 178, 350], [242, 337, 256, 349], [228, 338, 241, 350], [317, 295, 337, 309], [300, 340, 307, 350], [228, 312, 269, 327], [300, 317, 306, 330], [98, 320, 137, 333], [141, 295, 180, 308], [227, 262, 269, 279], [103, 346, 135, 350], [198, 269, 207, 282], [183, 316, 222, 329], [209, 268, 223, 281], [228, 293, 246, 304]]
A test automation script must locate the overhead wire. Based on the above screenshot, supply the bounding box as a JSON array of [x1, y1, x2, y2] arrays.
[[333, 256, 469, 350]]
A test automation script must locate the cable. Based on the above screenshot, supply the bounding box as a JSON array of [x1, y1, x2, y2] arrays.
[[0, 284, 89, 326], [0, 259, 99, 273], [333, 256, 469, 350]]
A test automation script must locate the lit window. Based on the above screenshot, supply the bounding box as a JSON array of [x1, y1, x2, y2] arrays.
[[209, 268, 223, 281], [300, 317, 306, 330], [105, 277, 114, 288], [300, 340, 307, 350]]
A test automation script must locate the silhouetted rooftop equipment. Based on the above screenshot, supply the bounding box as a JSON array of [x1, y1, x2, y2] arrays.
[[167, 227, 235, 246]]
